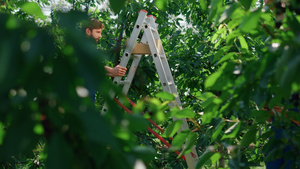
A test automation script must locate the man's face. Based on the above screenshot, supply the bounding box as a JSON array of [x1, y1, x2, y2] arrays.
[[86, 28, 103, 42]]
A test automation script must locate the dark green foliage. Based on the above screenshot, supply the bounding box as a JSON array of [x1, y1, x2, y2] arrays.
[[1, 0, 300, 168], [0, 3, 154, 169]]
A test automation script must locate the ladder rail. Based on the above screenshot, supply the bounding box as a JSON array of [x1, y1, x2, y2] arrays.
[[143, 18, 199, 169], [143, 24, 173, 94], [121, 34, 148, 95], [113, 10, 148, 86], [102, 10, 148, 113]]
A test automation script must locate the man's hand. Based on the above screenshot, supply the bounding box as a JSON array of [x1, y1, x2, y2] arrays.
[[105, 65, 127, 77]]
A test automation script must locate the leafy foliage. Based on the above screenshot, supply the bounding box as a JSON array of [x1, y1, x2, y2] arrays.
[[1, 0, 300, 168]]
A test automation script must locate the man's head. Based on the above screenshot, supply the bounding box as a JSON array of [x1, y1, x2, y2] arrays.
[[85, 18, 104, 42]]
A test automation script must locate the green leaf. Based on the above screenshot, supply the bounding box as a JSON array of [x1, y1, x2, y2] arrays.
[[155, 0, 168, 10], [286, 111, 300, 125], [238, 36, 248, 50], [214, 38, 222, 48], [183, 132, 198, 154], [239, 9, 261, 33], [202, 110, 219, 125], [197, 92, 215, 100], [221, 121, 241, 140], [5, 15, 19, 29], [162, 120, 183, 138], [228, 8, 244, 29], [211, 33, 219, 43], [286, 10, 300, 33], [20, 2, 47, 20], [148, 98, 162, 113], [199, 0, 208, 12], [211, 120, 225, 142], [128, 114, 149, 131], [172, 130, 191, 149], [156, 92, 175, 101], [205, 63, 227, 89], [278, 52, 300, 97], [153, 110, 166, 124], [218, 52, 236, 65], [238, 0, 253, 11], [0, 122, 5, 144], [170, 129, 198, 156], [168, 107, 180, 118], [264, 145, 283, 163], [261, 130, 274, 141], [62, 45, 75, 56], [251, 110, 273, 123], [219, 4, 239, 23], [33, 123, 44, 135], [133, 100, 146, 113], [210, 152, 221, 164], [196, 149, 215, 169], [208, 0, 222, 21], [241, 126, 257, 147], [291, 82, 300, 93], [174, 109, 195, 118], [226, 30, 242, 45], [109, 0, 126, 14]]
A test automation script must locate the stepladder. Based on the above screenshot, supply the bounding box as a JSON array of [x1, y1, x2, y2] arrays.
[[102, 9, 198, 169]]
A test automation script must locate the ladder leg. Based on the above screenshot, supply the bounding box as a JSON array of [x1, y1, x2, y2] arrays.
[[113, 10, 147, 86], [121, 33, 148, 95], [121, 54, 142, 95], [143, 18, 198, 169]]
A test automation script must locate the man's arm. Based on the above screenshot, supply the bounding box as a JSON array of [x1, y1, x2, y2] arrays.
[[105, 65, 127, 77]]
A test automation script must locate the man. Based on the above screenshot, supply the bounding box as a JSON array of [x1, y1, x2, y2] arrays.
[[85, 18, 127, 77]]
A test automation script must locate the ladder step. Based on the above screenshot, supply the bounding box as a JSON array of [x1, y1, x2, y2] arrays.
[[163, 82, 173, 86], [119, 80, 131, 85], [153, 54, 165, 59], [150, 27, 157, 32]]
